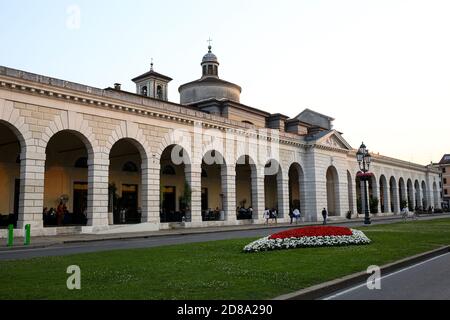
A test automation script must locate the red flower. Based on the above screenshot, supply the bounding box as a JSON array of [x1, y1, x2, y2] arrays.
[[269, 226, 353, 240]]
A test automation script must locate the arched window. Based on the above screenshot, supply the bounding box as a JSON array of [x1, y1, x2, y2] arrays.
[[122, 161, 138, 173], [162, 165, 176, 175], [203, 65, 207, 76], [74, 157, 88, 168], [157, 85, 163, 99], [214, 65, 218, 76], [208, 65, 213, 75], [141, 86, 148, 96]]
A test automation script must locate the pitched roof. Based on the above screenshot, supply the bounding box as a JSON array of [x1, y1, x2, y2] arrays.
[[294, 108, 335, 121], [132, 70, 173, 82], [439, 154, 450, 165]]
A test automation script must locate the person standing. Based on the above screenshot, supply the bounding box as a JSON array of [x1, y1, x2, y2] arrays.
[[264, 208, 270, 225], [322, 208, 328, 225], [293, 208, 301, 224], [289, 210, 294, 224], [56, 201, 64, 226]]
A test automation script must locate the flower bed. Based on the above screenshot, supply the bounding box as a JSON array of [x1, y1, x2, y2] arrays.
[[244, 226, 371, 253]]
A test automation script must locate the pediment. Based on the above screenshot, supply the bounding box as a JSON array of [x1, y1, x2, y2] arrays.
[[317, 131, 352, 150]]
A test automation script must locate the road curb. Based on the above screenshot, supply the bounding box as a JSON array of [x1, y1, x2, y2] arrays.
[[1, 214, 448, 250], [60, 215, 405, 245], [273, 246, 450, 300]]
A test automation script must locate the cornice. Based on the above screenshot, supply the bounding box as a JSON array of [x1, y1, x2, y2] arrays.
[[0, 77, 308, 149]]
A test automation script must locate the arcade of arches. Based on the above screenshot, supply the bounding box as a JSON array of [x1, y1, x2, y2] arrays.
[[0, 53, 443, 236], [1, 118, 441, 231]]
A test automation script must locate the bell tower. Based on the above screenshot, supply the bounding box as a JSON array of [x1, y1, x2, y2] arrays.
[[132, 60, 173, 101], [201, 39, 220, 79]]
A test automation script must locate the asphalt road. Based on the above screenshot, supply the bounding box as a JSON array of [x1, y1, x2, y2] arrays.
[[0, 218, 408, 261], [323, 253, 450, 300]]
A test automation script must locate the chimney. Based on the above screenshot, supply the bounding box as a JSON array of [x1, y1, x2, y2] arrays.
[[114, 83, 121, 90]]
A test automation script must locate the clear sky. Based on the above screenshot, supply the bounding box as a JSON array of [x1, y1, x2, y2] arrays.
[[1, 0, 449, 165]]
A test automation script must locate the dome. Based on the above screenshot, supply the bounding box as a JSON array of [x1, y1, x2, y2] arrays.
[[202, 46, 219, 64]]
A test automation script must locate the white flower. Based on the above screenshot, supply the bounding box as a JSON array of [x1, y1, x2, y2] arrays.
[[243, 229, 371, 253]]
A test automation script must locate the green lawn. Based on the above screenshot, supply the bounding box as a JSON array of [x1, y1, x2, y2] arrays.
[[1, 218, 450, 300]]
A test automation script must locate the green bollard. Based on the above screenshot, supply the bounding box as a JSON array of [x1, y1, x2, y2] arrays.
[[24, 224, 31, 246], [7, 224, 13, 247]]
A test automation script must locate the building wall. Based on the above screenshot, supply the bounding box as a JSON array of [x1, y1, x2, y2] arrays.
[[0, 71, 442, 236], [225, 106, 266, 128]]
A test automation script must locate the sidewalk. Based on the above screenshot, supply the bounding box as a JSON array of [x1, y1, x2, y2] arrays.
[[2, 213, 449, 251]]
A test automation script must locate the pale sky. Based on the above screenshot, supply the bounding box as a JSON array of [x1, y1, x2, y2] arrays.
[[1, 0, 449, 165]]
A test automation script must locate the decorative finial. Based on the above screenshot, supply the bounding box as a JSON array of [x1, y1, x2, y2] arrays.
[[207, 37, 213, 52], [150, 58, 154, 71]]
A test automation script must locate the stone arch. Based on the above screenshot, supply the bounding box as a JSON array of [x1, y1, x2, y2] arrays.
[[0, 117, 31, 228], [407, 179, 414, 210], [290, 162, 306, 216], [326, 166, 340, 216], [43, 111, 98, 157], [0, 100, 31, 154], [108, 137, 150, 225], [368, 174, 378, 213], [107, 121, 151, 163], [264, 158, 284, 217], [433, 181, 439, 208], [414, 180, 421, 209], [398, 177, 406, 209], [159, 144, 192, 223], [379, 175, 389, 213], [43, 129, 95, 227], [156, 129, 193, 164], [202, 149, 227, 167], [389, 176, 399, 213], [201, 149, 227, 221], [235, 154, 258, 220], [421, 181, 428, 209]]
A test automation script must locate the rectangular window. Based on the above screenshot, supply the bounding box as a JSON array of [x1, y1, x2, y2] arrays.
[[443, 168, 447, 173], [444, 178, 448, 185], [445, 189, 448, 195]]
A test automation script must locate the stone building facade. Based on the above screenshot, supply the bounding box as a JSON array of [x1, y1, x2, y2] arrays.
[[0, 47, 442, 237]]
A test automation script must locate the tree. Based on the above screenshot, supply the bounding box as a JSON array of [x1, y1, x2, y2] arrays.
[[370, 197, 379, 214]]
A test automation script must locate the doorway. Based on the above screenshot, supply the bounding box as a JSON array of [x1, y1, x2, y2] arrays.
[[122, 184, 139, 223], [161, 186, 177, 222], [73, 182, 88, 225]]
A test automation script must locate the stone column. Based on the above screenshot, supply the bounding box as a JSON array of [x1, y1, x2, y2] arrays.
[[351, 183, 358, 218], [360, 180, 368, 214], [373, 183, 382, 215], [141, 160, 160, 225], [17, 156, 45, 230], [87, 153, 109, 227], [337, 180, 348, 218], [221, 164, 236, 224], [410, 188, 416, 211], [251, 166, 265, 222], [277, 172, 289, 219], [186, 164, 202, 225], [415, 188, 421, 209], [392, 187, 400, 214], [383, 183, 390, 215]]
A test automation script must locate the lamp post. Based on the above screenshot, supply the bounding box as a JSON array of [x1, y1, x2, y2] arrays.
[[357, 142, 372, 225]]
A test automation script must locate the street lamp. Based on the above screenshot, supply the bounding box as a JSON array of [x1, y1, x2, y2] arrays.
[[356, 142, 372, 225]]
